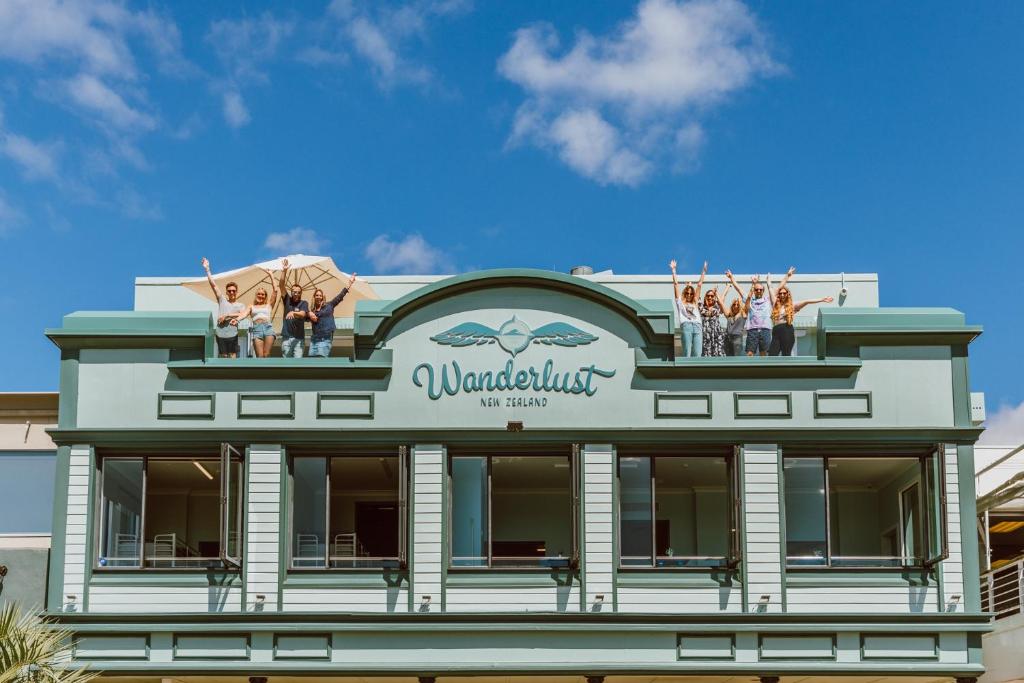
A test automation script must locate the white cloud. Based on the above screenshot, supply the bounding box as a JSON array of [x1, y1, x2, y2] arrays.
[[264, 227, 329, 255], [221, 90, 251, 129], [981, 401, 1024, 446], [314, 0, 469, 89], [63, 73, 156, 131], [0, 191, 24, 235], [364, 233, 452, 274], [0, 130, 61, 180], [498, 0, 779, 185]]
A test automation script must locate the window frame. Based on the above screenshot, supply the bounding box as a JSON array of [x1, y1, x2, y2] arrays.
[[782, 445, 947, 570], [447, 445, 580, 571], [93, 444, 244, 571], [616, 446, 741, 571], [287, 445, 410, 572]]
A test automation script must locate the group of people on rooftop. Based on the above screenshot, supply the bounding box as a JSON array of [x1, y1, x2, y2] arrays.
[[202, 257, 357, 359], [670, 260, 833, 357]]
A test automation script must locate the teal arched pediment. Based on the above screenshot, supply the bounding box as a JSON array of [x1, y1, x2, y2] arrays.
[[353, 268, 674, 350]]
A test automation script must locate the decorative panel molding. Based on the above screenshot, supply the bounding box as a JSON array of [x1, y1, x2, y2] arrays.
[[316, 392, 374, 419], [813, 391, 872, 418], [74, 635, 150, 660], [173, 634, 250, 659], [734, 393, 792, 419], [861, 633, 938, 659], [157, 393, 215, 419], [654, 392, 712, 419], [237, 393, 294, 419], [677, 634, 734, 660], [759, 634, 836, 660]]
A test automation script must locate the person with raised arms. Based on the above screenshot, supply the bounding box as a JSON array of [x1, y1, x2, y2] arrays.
[[201, 257, 248, 359], [307, 272, 358, 358], [248, 266, 280, 358], [768, 272, 834, 356], [277, 259, 309, 358], [670, 259, 707, 358]]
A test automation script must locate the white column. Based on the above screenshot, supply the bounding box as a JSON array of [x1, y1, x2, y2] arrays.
[[411, 444, 443, 612], [743, 444, 783, 613], [62, 445, 91, 612], [583, 444, 614, 612], [245, 444, 282, 612]]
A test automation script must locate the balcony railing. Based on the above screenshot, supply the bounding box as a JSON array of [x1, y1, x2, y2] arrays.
[[981, 557, 1023, 620]]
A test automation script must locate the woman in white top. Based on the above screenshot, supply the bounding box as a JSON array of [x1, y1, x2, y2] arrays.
[[249, 265, 280, 358], [670, 259, 707, 358]]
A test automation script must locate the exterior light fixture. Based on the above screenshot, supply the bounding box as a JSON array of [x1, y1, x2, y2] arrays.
[[254, 594, 266, 610], [192, 460, 214, 480], [947, 593, 962, 611], [65, 594, 77, 611], [421, 595, 431, 606], [594, 594, 605, 604], [758, 594, 771, 606]]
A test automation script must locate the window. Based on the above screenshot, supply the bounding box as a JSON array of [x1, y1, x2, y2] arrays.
[[96, 445, 242, 569], [783, 447, 947, 568], [618, 448, 740, 568], [0, 451, 56, 534], [449, 448, 578, 569], [290, 447, 408, 569]]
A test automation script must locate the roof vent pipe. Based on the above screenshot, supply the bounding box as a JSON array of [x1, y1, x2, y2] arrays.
[[570, 265, 594, 276]]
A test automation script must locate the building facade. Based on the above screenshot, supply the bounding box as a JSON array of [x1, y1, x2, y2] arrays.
[[44, 268, 989, 683]]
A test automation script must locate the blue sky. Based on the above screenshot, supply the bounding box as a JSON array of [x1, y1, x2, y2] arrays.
[[0, 1, 1021, 437]]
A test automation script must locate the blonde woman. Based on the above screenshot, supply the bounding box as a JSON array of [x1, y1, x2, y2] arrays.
[[670, 259, 707, 358], [768, 281, 833, 356], [249, 266, 280, 358], [722, 295, 745, 357]]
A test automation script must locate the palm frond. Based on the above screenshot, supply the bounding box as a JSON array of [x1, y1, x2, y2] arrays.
[[0, 604, 98, 683]]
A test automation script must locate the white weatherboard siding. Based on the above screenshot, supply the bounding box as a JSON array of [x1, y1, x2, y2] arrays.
[[445, 585, 581, 612], [283, 587, 409, 612], [87, 585, 242, 613], [583, 444, 613, 611], [412, 445, 443, 612], [63, 445, 91, 612], [617, 587, 741, 613], [942, 443, 965, 612], [246, 445, 282, 612], [743, 445, 782, 613], [786, 585, 939, 613]]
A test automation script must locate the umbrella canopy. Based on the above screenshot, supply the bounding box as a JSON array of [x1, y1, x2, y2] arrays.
[[183, 254, 378, 328]]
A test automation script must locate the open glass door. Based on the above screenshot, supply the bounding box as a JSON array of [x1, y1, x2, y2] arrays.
[[220, 443, 243, 568], [727, 445, 743, 568], [923, 445, 949, 567]]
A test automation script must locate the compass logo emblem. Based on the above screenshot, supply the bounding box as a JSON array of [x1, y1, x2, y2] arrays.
[[430, 316, 599, 357]]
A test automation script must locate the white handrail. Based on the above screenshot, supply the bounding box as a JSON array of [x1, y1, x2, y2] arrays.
[[981, 556, 1023, 619]]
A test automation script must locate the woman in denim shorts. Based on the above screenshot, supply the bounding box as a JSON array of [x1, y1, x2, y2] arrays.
[[249, 268, 279, 358]]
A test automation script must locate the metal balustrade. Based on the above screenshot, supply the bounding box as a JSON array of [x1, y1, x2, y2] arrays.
[[981, 557, 1023, 619]]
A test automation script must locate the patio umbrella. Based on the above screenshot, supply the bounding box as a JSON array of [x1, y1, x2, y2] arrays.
[[182, 254, 378, 328]]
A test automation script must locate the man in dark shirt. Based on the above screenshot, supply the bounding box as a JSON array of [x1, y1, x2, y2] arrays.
[[307, 272, 358, 357], [278, 260, 310, 358]]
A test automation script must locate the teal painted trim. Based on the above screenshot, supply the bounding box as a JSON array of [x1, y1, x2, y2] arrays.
[[616, 571, 737, 588], [784, 570, 935, 588], [277, 446, 288, 611], [168, 357, 392, 379], [47, 426, 986, 447], [89, 572, 242, 587], [352, 269, 674, 345], [46, 445, 71, 612], [957, 444, 982, 612], [951, 345, 971, 428], [967, 632, 983, 665], [734, 392, 792, 419], [315, 392, 374, 419], [83, 446, 96, 611], [272, 632, 331, 660], [47, 334, 208, 352], [638, 356, 861, 379], [445, 571, 574, 588], [738, 445, 748, 613], [237, 392, 295, 420], [240, 447, 249, 611], [813, 391, 873, 418], [611, 445, 619, 611], [859, 632, 938, 660], [577, 444, 586, 612], [407, 445, 416, 614], [676, 633, 735, 660], [157, 392, 216, 420], [172, 633, 251, 660], [58, 351, 78, 428], [654, 392, 712, 419], [282, 572, 408, 589]]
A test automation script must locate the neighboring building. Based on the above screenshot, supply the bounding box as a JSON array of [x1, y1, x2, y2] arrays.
[[977, 443, 1024, 683], [0, 392, 58, 608], [43, 268, 989, 683]]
